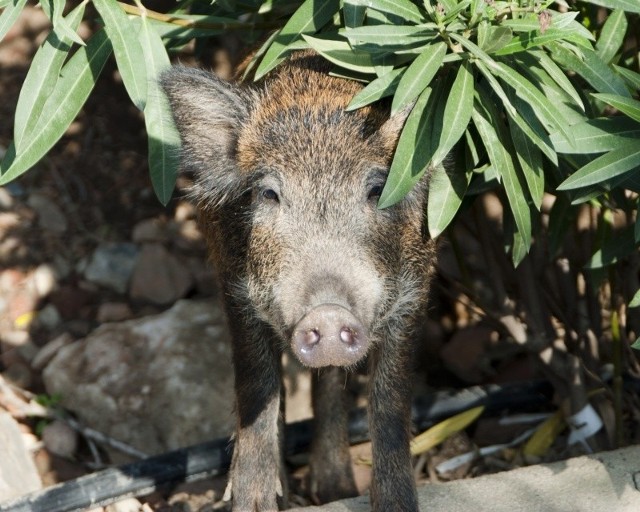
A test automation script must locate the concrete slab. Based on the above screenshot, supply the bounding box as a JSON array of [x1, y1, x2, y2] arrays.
[[290, 445, 640, 512]]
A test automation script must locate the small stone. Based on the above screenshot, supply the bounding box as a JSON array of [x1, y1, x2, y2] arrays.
[[27, 193, 67, 234], [36, 304, 62, 330], [132, 218, 168, 244], [105, 498, 144, 512], [97, 302, 133, 323], [32, 264, 58, 298], [0, 187, 14, 209], [32, 333, 74, 371], [129, 244, 193, 305], [42, 420, 78, 459], [84, 243, 139, 294]]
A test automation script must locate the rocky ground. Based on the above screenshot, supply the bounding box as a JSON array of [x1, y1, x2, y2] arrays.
[[1, 6, 638, 512]]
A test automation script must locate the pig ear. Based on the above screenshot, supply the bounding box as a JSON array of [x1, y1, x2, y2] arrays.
[[160, 66, 254, 205]]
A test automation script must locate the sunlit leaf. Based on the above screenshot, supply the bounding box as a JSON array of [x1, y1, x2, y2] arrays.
[[138, 16, 180, 205], [303, 35, 376, 74], [391, 42, 445, 115], [580, 0, 640, 14], [510, 116, 544, 210], [94, 0, 147, 110], [523, 411, 565, 457], [630, 289, 640, 308], [14, 2, 86, 152], [347, 68, 404, 110], [410, 406, 484, 455], [379, 86, 433, 208], [427, 161, 470, 238], [350, 0, 423, 24], [558, 140, 640, 190], [592, 93, 640, 122], [0, 30, 112, 185], [254, 0, 339, 79], [0, 0, 27, 42], [550, 117, 640, 154], [596, 9, 627, 64], [432, 60, 474, 166]]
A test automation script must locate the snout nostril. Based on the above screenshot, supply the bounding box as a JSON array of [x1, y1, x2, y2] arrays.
[[340, 327, 356, 345], [304, 329, 320, 347]]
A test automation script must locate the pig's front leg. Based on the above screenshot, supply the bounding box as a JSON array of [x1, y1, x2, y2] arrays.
[[224, 316, 284, 512], [368, 338, 419, 512], [309, 367, 358, 504]]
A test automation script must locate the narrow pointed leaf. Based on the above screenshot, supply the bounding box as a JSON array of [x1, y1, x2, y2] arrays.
[[494, 62, 573, 143], [351, 0, 423, 24], [14, 2, 86, 152], [94, 0, 147, 110], [303, 35, 376, 74], [557, 141, 640, 190], [527, 50, 584, 110], [432, 60, 474, 166], [0, 30, 112, 185], [254, 0, 339, 79], [391, 42, 445, 115], [347, 68, 404, 110], [410, 406, 484, 455], [379, 86, 433, 208], [472, 106, 532, 252], [344, 25, 436, 45], [592, 93, 640, 122], [630, 289, 640, 308], [138, 17, 180, 205], [580, 0, 640, 14], [495, 29, 577, 56], [48, 0, 85, 46], [596, 9, 627, 64], [510, 117, 544, 210], [427, 162, 470, 238], [550, 43, 630, 97], [0, 0, 27, 42], [613, 65, 640, 91], [550, 117, 640, 154], [343, 1, 365, 28]]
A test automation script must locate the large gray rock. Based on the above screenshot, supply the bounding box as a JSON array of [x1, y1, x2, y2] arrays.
[[42, 299, 235, 461], [0, 411, 42, 501]]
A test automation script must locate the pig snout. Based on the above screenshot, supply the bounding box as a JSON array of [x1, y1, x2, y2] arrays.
[[292, 304, 369, 368]]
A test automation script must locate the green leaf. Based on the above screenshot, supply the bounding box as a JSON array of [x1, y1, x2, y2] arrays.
[[427, 161, 470, 238], [391, 42, 445, 115], [303, 35, 376, 74], [138, 16, 180, 205], [580, 0, 640, 14], [343, 1, 366, 28], [379, 86, 433, 208], [472, 104, 532, 255], [509, 115, 544, 210], [477, 23, 512, 54], [45, 0, 85, 46], [596, 9, 627, 64], [494, 62, 574, 144], [592, 93, 640, 122], [344, 25, 436, 46], [254, 0, 340, 79], [495, 29, 578, 56], [550, 117, 640, 154], [557, 140, 640, 190], [526, 50, 584, 111], [550, 43, 630, 97], [586, 226, 636, 269], [350, 0, 423, 24], [94, 0, 147, 110], [0, 0, 27, 42], [432, 60, 474, 166], [632, 337, 640, 350], [630, 289, 640, 308], [0, 29, 112, 185], [13, 2, 86, 152], [613, 65, 640, 91], [347, 67, 404, 110]]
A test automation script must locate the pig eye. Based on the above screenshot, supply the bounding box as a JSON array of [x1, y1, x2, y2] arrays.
[[367, 185, 383, 201], [261, 188, 279, 203]]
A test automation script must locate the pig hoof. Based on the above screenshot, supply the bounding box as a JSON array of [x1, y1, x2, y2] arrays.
[[292, 304, 368, 367]]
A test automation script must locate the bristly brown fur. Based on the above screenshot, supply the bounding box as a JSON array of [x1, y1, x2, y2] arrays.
[[161, 50, 437, 512]]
